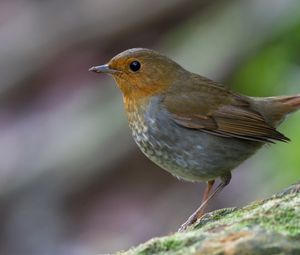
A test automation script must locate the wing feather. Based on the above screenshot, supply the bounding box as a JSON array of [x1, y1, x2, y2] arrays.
[[164, 90, 289, 143]]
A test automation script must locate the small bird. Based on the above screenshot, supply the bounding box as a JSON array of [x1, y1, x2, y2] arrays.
[[89, 48, 300, 231]]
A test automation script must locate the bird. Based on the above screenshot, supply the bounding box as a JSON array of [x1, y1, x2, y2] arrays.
[[89, 48, 300, 231]]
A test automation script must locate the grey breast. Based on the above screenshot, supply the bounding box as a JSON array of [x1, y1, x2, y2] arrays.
[[130, 96, 263, 182]]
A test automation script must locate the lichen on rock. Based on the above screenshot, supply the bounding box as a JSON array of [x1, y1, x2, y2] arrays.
[[117, 182, 300, 255]]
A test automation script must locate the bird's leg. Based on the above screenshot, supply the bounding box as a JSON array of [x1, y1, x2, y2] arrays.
[[178, 172, 231, 232], [196, 179, 215, 218]]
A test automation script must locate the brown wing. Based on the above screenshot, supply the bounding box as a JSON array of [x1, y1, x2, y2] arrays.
[[163, 88, 289, 143]]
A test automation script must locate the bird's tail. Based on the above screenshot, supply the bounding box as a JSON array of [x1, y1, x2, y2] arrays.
[[274, 94, 300, 114], [277, 95, 300, 113], [254, 94, 300, 126]]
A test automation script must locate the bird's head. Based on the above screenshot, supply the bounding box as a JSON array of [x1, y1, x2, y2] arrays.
[[89, 48, 184, 99]]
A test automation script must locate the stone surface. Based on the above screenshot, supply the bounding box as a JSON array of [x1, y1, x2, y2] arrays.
[[117, 182, 300, 255]]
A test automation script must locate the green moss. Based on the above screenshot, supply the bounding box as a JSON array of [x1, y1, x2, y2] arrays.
[[121, 235, 201, 255], [138, 238, 185, 254], [194, 193, 300, 237], [118, 184, 300, 255], [251, 205, 300, 236]]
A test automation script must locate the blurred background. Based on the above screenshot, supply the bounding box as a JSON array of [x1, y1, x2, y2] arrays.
[[0, 0, 300, 254]]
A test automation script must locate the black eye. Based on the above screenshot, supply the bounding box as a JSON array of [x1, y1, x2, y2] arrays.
[[129, 61, 141, 72]]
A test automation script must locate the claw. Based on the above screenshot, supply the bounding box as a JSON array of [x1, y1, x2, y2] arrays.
[[178, 213, 199, 232]]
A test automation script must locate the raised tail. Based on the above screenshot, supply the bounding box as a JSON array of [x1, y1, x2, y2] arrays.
[[252, 94, 300, 127], [275, 94, 300, 113]]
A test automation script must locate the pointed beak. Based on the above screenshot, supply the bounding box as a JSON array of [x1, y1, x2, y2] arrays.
[[88, 64, 117, 74]]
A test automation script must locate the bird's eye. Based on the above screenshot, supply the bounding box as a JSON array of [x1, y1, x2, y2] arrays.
[[129, 61, 141, 72]]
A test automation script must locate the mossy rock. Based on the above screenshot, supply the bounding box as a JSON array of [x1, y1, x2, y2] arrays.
[[117, 182, 300, 255]]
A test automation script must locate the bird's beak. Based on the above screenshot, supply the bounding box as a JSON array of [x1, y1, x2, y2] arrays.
[[88, 64, 117, 74]]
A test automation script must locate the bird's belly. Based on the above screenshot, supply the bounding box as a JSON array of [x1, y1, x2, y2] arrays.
[[130, 119, 262, 182]]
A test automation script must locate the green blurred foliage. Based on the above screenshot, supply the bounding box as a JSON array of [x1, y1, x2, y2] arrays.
[[232, 18, 300, 96]]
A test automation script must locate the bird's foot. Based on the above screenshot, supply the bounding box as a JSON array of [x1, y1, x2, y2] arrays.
[[178, 212, 200, 232]]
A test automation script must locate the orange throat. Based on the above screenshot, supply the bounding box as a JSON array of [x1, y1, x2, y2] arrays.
[[123, 95, 150, 115], [113, 74, 172, 107]]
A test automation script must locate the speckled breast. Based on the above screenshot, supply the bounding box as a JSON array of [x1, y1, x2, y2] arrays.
[[125, 96, 262, 182]]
